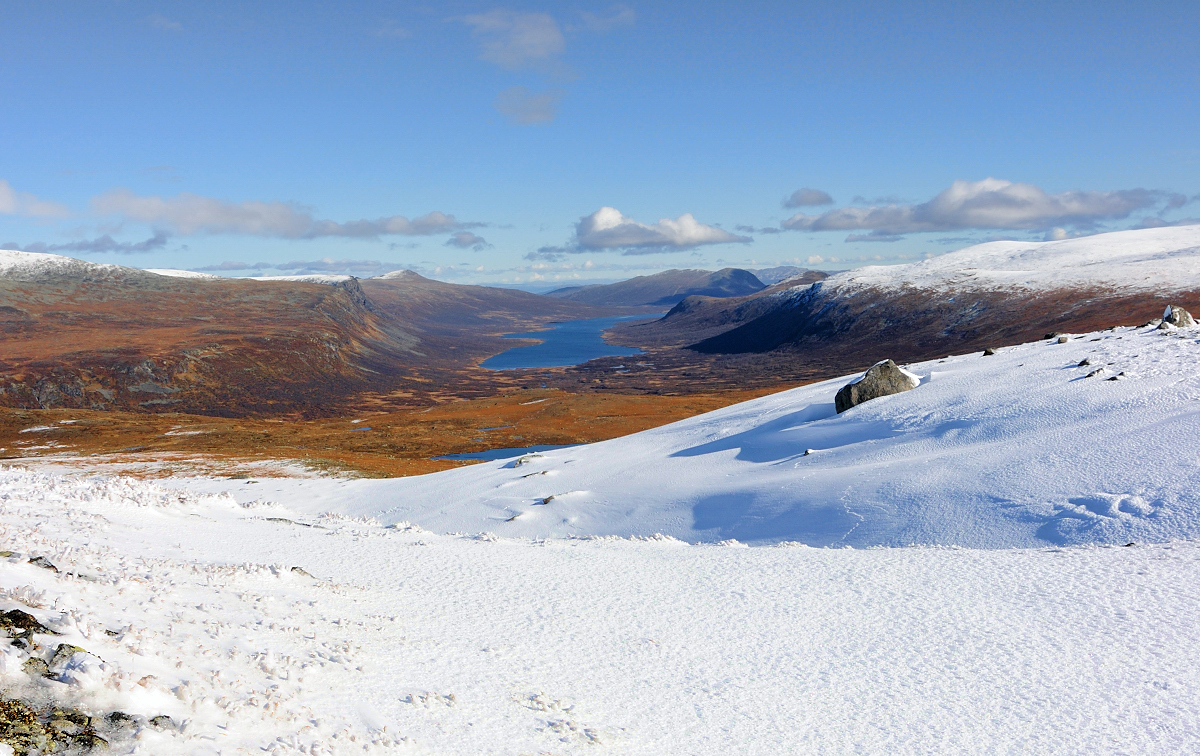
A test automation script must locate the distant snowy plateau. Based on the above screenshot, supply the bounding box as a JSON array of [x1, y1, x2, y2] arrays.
[[3, 227, 1200, 754]]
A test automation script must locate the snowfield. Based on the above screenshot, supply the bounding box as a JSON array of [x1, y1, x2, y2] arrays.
[[178, 320, 1200, 548], [1, 468, 1199, 754], [818, 224, 1200, 293]]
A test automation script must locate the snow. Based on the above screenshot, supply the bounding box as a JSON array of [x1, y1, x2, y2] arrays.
[[815, 225, 1200, 293], [173, 322, 1200, 548], [2, 467, 1199, 754], [0, 249, 125, 280], [244, 274, 354, 284], [142, 269, 219, 279]]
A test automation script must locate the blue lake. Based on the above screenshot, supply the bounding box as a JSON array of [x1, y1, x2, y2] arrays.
[[481, 314, 661, 370]]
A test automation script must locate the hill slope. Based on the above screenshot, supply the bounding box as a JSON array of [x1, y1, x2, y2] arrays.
[[181, 319, 1200, 547], [0, 254, 617, 415], [546, 267, 768, 307]]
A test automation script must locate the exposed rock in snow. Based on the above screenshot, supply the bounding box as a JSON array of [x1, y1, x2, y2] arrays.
[[834, 359, 921, 413], [1163, 304, 1196, 328]]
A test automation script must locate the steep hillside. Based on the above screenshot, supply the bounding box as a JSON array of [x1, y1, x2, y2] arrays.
[[0, 254, 619, 416], [546, 267, 767, 307]]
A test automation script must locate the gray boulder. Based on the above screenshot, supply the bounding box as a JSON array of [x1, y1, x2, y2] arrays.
[[1162, 305, 1196, 328], [835, 359, 921, 413]]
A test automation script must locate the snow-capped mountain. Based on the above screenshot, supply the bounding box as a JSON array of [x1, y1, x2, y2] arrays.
[[631, 226, 1200, 363]]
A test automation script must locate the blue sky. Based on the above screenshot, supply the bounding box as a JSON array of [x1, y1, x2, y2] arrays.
[[2, 1, 1198, 286]]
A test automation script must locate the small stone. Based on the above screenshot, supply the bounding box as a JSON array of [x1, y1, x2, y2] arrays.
[[1078, 358, 1092, 367], [27, 556, 58, 572], [0, 609, 54, 635], [72, 731, 109, 750], [290, 566, 313, 578], [149, 715, 176, 730], [0, 551, 14, 558], [22, 657, 50, 678], [1044, 332, 1062, 339], [50, 643, 87, 669], [982, 348, 996, 356], [1057, 336, 1069, 343], [106, 711, 137, 730]]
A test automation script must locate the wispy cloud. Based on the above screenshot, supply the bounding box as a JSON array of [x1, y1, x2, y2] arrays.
[[146, 14, 183, 32], [91, 189, 481, 239], [0, 179, 70, 218], [461, 10, 566, 70], [783, 188, 834, 208], [579, 5, 636, 32], [845, 231, 903, 243], [373, 21, 412, 39], [495, 86, 566, 125], [783, 178, 1165, 235]]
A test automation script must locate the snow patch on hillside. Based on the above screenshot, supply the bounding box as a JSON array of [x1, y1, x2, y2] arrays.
[[817, 225, 1200, 293], [143, 268, 219, 279], [0, 250, 126, 281]]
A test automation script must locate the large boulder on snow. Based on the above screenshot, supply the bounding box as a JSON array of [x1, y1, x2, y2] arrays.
[[1163, 304, 1196, 328], [835, 359, 921, 413]]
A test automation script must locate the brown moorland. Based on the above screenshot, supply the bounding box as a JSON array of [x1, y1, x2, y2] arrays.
[[0, 386, 784, 478]]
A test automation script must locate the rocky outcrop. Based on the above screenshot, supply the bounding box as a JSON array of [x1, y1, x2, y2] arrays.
[[835, 360, 921, 413], [1162, 305, 1196, 328]]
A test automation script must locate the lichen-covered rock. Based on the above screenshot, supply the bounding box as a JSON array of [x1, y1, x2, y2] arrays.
[[1162, 305, 1196, 328], [835, 360, 921, 413]]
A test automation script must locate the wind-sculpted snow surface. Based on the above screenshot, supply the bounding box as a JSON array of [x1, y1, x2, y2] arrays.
[[183, 321, 1200, 547], [2, 467, 1200, 753]]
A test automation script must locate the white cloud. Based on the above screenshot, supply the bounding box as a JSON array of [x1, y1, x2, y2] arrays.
[[580, 6, 636, 32], [783, 188, 834, 208], [461, 10, 565, 70], [573, 206, 751, 254], [0, 179, 70, 218], [91, 189, 476, 239], [495, 86, 566, 124], [782, 178, 1162, 234]]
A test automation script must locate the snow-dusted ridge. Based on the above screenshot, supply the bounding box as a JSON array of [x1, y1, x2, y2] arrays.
[[176, 318, 1200, 548], [815, 225, 1200, 293]]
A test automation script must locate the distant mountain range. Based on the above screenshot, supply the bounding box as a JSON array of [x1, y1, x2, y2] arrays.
[[545, 267, 775, 307]]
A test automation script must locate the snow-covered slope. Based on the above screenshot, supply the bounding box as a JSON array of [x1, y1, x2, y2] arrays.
[[245, 274, 354, 284], [180, 319, 1200, 548], [824, 225, 1200, 293], [142, 268, 218, 279], [0, 249, 130, 281]]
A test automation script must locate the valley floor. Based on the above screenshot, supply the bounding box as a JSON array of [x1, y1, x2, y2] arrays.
[[1, 468, 1198, 754]]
